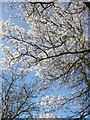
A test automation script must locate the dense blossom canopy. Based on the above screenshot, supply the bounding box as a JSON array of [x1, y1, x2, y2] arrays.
[[1, 1, 90, 119]]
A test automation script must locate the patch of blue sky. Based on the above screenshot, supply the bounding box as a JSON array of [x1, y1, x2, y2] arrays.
[[2, 2, 29, 31]]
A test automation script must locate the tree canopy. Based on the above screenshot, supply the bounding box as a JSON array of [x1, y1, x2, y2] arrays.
[[0, 1, 90, 119]]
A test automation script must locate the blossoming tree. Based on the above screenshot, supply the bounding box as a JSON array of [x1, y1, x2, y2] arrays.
[[1, 0, 90, 119]]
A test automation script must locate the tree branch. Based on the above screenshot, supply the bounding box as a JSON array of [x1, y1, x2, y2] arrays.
[[84, 2, 90, 9], [39, 49, 90, 61]]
